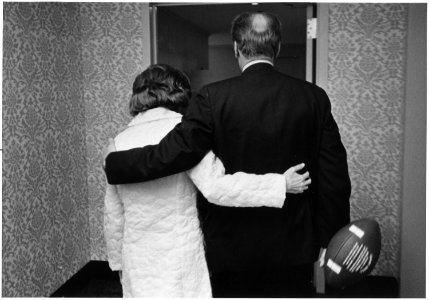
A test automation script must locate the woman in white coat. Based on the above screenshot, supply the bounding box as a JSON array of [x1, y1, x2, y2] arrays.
[[104, 64, 311, 298]]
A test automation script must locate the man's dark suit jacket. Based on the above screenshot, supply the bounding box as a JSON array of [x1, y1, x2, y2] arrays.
[[106, 63, 351, 273]]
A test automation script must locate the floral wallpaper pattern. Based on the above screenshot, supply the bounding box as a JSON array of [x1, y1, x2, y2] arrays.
[[3, 2, 89, 297], [327, 3, 408, 277], [80, 2, 150, 260], [3, 2, 150, 296]]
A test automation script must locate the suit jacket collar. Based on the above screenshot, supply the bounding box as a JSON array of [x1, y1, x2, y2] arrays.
[[242, 62, 275, 75]]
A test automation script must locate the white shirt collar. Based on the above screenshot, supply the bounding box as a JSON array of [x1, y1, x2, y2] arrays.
[[242, 59, 274, 72]]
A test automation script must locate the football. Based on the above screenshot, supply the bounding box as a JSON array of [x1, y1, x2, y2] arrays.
[[324, 218, 381, 289]]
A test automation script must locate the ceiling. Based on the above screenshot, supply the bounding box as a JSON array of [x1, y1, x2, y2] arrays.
[[157, 3, 310, 43]]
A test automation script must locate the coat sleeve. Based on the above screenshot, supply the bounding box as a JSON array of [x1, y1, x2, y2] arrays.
[[187, 151, 286, 208], [105, 87, 214, 185], [316, 90, 351, 247], [104, 183, 124, 271]]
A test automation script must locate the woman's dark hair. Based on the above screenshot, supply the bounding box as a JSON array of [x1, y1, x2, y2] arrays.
[[129, 64, 191, 116], [231, 12, 282, 59]]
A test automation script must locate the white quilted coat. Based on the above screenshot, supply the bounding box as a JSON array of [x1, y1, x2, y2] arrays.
[[104, 107, 286, 298]]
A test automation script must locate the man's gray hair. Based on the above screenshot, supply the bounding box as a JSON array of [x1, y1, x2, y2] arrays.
[[231, 12, 282, 59]]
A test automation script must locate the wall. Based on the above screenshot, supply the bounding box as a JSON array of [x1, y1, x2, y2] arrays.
[[326, 3, 409, 277], [3, 3, 89, 296], [79, 2, 151, 260], [190, 44, 239, 93], [157, 7, 208, 75], [400, 4, 426, 297], [2, 2, 152, 296]]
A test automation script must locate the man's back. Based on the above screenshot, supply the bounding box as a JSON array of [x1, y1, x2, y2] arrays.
[[196, 63, 350, 273], [207, 63, 323, 174]]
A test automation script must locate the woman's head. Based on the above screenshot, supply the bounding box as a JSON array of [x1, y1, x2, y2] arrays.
[[129, 64, 191, 116]]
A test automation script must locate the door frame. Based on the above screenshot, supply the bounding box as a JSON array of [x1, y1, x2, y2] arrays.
[[149, 2, 319, 83], [315, 3, 329, 90]]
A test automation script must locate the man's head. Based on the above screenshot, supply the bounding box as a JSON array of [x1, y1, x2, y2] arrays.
[[231, 12, 282, 63]]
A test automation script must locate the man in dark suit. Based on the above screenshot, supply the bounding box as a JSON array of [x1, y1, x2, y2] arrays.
[[104, 11, 350, 297]]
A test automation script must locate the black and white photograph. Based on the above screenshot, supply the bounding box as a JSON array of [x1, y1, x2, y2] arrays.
[[2, 1, 426, 298]]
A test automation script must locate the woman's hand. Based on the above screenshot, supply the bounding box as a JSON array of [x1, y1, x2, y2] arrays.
[[284, 163, 311, 194]]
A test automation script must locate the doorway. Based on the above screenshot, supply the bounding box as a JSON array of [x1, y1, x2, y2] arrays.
[[151, 3, 315, 93]]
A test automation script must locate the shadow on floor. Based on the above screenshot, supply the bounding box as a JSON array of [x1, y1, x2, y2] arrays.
[[51, 261, 398, 298], [51, 261, 122, 297]]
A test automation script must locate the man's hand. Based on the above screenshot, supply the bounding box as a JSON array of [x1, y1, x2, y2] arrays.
[[284, 163, 311, 194], [314, 247, 327, 293], [103, 138, 116, 170], [319, 247, 327, 267]]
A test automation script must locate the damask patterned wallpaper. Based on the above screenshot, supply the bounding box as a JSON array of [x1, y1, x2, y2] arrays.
[[327, 3, 408, 277], [80, 2, 151, 260], [3, 2, 89, 297], [3, 2, 150, 296]]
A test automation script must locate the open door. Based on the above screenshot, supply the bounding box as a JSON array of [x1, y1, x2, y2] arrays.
[[150, 3, 316, 92]]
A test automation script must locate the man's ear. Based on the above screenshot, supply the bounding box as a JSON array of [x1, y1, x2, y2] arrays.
[[234, 41, 240, 58]]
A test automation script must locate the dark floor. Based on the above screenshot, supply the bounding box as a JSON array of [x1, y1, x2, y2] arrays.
[[51, 261, 122, 297], [321, 276, 399, 298], [51, 261, 398, 298]]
